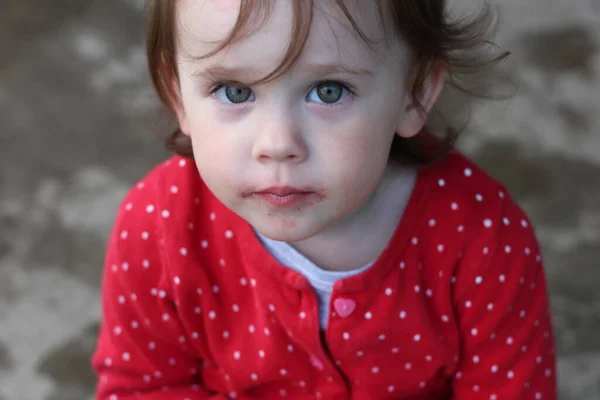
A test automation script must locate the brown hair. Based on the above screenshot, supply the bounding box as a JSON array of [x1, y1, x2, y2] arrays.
[[146, 0, 508, 165]]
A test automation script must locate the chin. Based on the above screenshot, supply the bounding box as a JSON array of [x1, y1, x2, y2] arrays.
[[253, 220, 324, 243]]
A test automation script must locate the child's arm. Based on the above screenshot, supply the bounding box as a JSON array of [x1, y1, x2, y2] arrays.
[[90, 187, 237, 399], [450, 196, 558, 399]]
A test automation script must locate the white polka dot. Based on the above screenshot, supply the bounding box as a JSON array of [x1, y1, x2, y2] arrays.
[[209, 311, 216, 319], [146, 204, 155, 213], [148, 341, 156, 350], [280, 369, 287, 376], [120, 230, 128, 239], [248, 325, 255, 333], [491, 365, 498, 373], [232, 304, 240, 312], [437, 244, 444, 252], [476, 194, 483, 202], [161, 210, 170, 218], [233, 351, 240, 360], [483, 219, 493, 228], [180, 248, 188, 256], [343, 332, 350, 340], [170, 185, 179, 194], [419, 382, 426, 388], [264, 328, 270, 336], [458, 225, 464, 232], [378, 334, 386, 341], [385, 287, 392, 296], [425, 289, 433, 297], [388, 385, 395, 393], [212, 285, 219, 293], [122, 352, 130, 361], [225, 230, 234, 239], [179, 159, 186, 167], [392, 348, 399, 354], [507, 370, 514, 379], [223, 331, 230, 339], [299, 311, 306, 319], [287, 344, 294, 352], [405, 362, 412, 370], [521, 219, 529, 228], [505, 245, 512, 254], [162, 313, 170, 321], [201, 240, 208, 248], [465, 300, 472, 308], [503, 217, 510, 225], [464, 168, 472, 177], [414, 285, 420, 293], [473, 355, 480, 363], [483, 247, 489, 255], [413, 334, 421, 342], [438, 179, 445, 187], [365, 312, 372, 319], [429, 219, 436, 227], [412, 237, 419, 245], [399, 311, 407, 319], [141, 231, 149, 240], [487, 303, 494, 311], [251, 373, 258, 381], [258, 350, 265, 358], [451, 202, 459, 210], [499, 274, 506, 283], [425, 355, 433, 362], [475, 276, 483, 284], [250, 279, 257, 286], [209, 212, 216, 221], [441, 315, 449, 323], [371, 366, 379, 374], [400, 261, 406, 269], [142, 260, 150, 269], [471, 328, 478, 336]]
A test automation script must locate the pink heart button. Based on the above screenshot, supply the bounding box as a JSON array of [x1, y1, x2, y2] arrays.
[[333, 298, 356, 318]]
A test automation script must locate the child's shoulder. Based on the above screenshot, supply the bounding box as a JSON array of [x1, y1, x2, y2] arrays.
[[422, 150, 531, 231], [112, 155, 222, 237]]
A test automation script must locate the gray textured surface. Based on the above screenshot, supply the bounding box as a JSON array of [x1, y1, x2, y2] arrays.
[[1, 0, 599, 399]]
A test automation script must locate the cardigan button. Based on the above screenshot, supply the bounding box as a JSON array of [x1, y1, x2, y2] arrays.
[[333, 298, 356, 318]]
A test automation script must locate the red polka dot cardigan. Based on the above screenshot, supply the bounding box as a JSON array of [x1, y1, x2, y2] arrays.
[[92, 152, 557, 399]]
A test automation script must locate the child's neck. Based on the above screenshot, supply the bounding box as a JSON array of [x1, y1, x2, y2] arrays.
[[289, 163, 417, 272]]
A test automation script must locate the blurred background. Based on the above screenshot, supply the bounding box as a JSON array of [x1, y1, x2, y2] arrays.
[[0, 0, 599, 399]]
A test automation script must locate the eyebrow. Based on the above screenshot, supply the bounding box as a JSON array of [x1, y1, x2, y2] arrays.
[[192, 63, 373, 80]]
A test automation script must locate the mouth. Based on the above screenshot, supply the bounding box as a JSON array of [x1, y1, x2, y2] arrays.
[[244, 186, 322, 208]]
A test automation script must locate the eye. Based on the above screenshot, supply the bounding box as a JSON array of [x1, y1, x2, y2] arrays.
[[306, 81, 350, 104], [214, 84, 255, 104]]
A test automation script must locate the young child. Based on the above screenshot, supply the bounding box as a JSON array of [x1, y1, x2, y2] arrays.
[[91, 0, 558, 399]]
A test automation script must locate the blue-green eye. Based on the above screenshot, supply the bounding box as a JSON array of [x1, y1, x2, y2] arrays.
[[307, 82, 349, 104], [215, 85, 255, 104]]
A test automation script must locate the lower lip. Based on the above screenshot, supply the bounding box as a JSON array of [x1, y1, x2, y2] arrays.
[[254, 192, 314, 207]]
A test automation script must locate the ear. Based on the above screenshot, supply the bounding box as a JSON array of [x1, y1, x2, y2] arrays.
[[395, 63, 446, 138], [168, 73, 191, 136]]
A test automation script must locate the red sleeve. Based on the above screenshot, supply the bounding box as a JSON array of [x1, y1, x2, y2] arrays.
[[91, 181, 228, 400], [451, 193, 557, 399]]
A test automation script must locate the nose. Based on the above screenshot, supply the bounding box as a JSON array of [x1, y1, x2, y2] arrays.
[[251, 109, 308, 164]]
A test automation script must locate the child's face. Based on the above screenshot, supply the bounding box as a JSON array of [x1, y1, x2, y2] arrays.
[[173, 0, 438, 242]]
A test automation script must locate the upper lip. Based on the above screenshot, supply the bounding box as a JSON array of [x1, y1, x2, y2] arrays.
[[255, 186, 313, 196]]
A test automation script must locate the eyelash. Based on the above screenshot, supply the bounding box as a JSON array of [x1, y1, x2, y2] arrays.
[[207, 80, 357, 107]]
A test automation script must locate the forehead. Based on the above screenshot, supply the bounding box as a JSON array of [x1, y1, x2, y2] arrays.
[[175, 0, 397, 69]]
